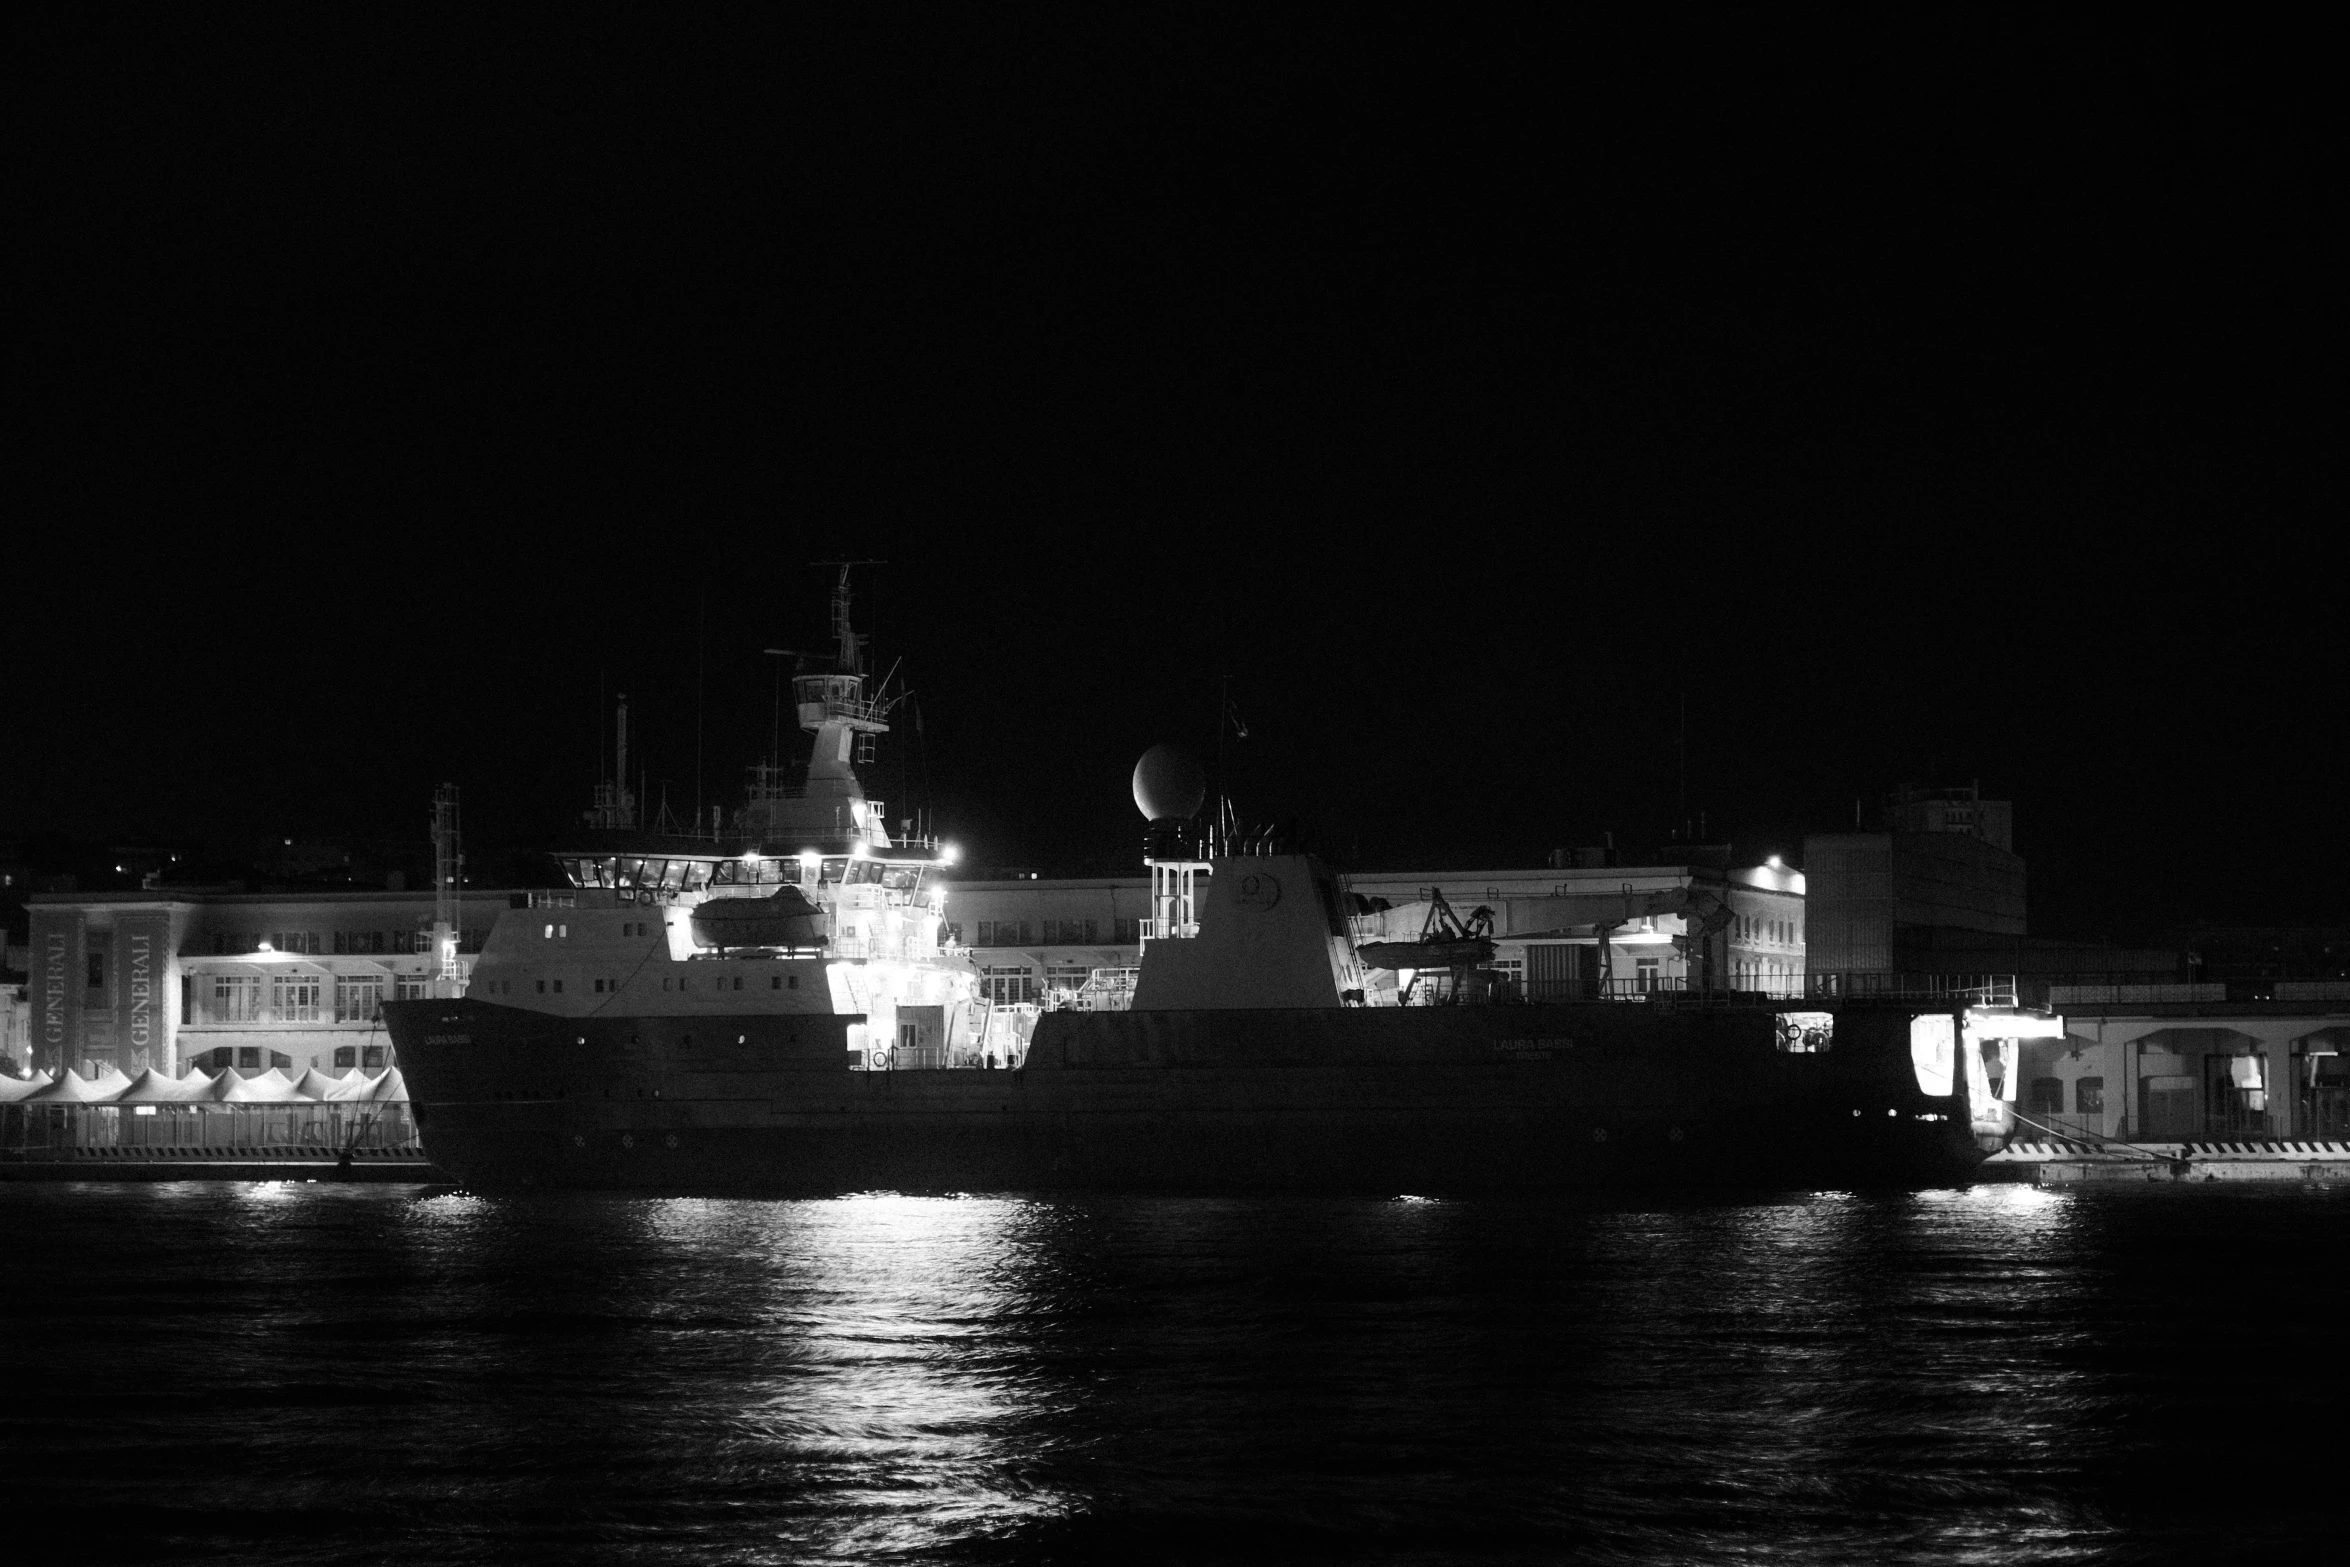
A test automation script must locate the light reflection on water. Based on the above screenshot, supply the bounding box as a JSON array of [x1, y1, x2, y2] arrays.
[[5, 1181, 2349, 1564]]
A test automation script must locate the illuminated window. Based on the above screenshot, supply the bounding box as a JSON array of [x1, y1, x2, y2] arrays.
[[273, 972, 322, 1023], [334, 976, 384, 1023], [210, 973, 261, 1023], [982, 967, 1036, 1004]]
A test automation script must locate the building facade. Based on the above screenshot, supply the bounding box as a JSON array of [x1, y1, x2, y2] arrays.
[[1, 978, 30, 1075], [2012, 988, 2350, 1143], [1805, 784, 2025, 982], [23, 888, 510, 1079], [950, 855, 1806, 1005]]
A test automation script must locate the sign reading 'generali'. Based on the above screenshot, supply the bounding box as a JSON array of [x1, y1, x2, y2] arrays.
[[41, 930, 67, 1050]]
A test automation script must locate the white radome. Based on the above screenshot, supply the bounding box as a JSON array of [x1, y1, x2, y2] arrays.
[[1132, 743, 1206, 822]]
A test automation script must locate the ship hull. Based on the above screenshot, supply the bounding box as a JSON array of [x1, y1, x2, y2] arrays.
[[385, 998, 1987, 1194]]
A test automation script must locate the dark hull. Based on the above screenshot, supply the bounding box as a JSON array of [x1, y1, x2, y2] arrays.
[[383, 998, 1986, 1195]]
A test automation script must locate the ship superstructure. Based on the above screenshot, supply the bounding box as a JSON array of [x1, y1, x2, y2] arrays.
[[438, 566, 1002, 1075]]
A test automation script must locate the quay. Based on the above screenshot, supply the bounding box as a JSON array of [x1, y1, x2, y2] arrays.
[[2, 1064, 435, 1181], [1992, 1137, 2350, 1185], [0, 1152, 438, 1182]]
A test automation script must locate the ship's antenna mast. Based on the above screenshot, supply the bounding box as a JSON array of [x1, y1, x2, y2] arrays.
[[694, 594, 707, 840], [430, 783, 463, 998], [812, 559, 886, 675]]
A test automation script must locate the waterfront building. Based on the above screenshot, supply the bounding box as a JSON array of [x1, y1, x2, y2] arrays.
[[951, 851, 1807, 1006], [22, 887, 511, 1079], [2014, 983, 2350, 1142], [1, 978, 30, 1075], [1804, 784, 2025, 980], [1804, 784, 2179, 990]]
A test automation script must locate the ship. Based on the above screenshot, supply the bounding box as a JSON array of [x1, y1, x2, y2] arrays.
[[386, 573, 2038, 1194]]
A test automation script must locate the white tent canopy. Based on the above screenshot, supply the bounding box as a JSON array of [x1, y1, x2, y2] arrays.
[[0, 1072, 57, 1104], [290, 1068, 344, 1100], [211, 1067, 309, 1104], [23, 1068, 133, 1104], [116, 1068, 222, 1104], [315, 1068, 407, 1103]]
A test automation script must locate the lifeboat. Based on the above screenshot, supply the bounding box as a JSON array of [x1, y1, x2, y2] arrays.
[[690, 886, 827, 950]]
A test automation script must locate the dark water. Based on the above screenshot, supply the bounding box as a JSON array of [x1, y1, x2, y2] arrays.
[[3, 1182, 2344, 1564]]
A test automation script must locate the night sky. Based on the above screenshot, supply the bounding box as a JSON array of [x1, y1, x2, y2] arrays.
[[10, 14, 2337, 938]]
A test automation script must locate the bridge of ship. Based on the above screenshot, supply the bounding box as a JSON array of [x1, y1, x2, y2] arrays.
[[553, 853, 933, 906]]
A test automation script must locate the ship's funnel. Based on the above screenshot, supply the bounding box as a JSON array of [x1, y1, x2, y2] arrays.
[[1132, 744, 1206, 822]]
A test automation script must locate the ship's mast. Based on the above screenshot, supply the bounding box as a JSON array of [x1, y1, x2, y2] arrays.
[[430, 783, 464, 997], [584, 693, 638, 830], [793, 561, 894, 842]]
